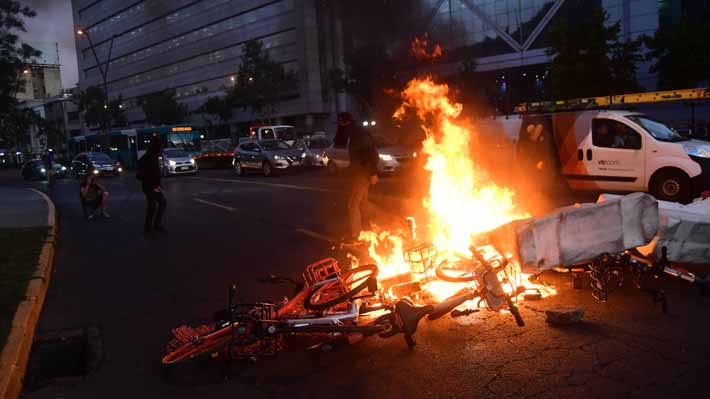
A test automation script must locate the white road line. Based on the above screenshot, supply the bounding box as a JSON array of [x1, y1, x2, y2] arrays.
[[188, 176, 336, 193], [295, 228, 335, 243], [193, 198, 236, 212]]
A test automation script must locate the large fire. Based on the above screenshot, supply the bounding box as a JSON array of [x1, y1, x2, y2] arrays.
[[354, 74, 556, 304]]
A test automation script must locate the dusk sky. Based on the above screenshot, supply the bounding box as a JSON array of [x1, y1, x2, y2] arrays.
[[18, 0, 78, 89]]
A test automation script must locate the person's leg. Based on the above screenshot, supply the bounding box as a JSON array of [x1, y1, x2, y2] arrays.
[[347, 176, 368, 239], [101, 192, 111, 218], [144, 191, 156, 233], [153, 191, 167, 230]]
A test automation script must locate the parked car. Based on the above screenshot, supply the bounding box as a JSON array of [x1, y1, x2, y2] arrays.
[[161, 148, 197, 176], [71, 152, 122, 178], [293, 136, 331, 167], [21, 160, 47, 180], [232, 139, 305, 176], [324, 134, 417, 175]]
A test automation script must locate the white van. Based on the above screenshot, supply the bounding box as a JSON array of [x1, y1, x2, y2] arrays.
[[240, 125, 297, 146], [477, 110, 709, 202]]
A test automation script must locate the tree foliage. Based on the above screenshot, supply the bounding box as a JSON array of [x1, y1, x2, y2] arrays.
[[228, 40, 297, 120], [77, 86, 126, 128], [141, 89, 188, 126], [645, 11, 710, 90], [0, 0, 40, 148], [546, 5, 642, 99]]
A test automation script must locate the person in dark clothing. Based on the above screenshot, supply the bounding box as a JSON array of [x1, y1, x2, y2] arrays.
[[137, 137, 167, 235], [338, 112, 379, 244]]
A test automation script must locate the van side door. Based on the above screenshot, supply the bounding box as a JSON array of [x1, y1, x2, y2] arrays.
[[583, 118, 645, 191]]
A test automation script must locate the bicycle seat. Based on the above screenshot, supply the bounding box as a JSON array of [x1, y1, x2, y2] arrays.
[[395, 300, 433, 348]]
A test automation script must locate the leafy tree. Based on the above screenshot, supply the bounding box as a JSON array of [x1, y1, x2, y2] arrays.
[[0, 0, 40, 148], [77, 86, 126, 129], [195, 95, 232, 139], [645, 11, 710, 90], [329, 43, 399, 114], [141, 89, 188, 126], [546, 5, 642, 99], [228, 40, 297, 121]]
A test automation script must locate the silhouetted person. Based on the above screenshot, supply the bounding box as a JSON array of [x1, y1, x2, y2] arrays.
[[338, 112, 379, 244], [137, 137, 167, 236]]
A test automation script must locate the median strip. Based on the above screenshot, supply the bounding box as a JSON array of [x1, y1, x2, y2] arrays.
[[193, 198, 236, 212]]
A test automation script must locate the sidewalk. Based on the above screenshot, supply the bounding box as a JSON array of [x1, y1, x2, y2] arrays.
[[0, 187, 56, 399]]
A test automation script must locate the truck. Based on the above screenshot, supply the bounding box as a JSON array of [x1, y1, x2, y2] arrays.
[[477, 88, 710, 202]]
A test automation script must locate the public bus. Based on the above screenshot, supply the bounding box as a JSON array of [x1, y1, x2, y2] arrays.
[[68, 125, 203, 169]]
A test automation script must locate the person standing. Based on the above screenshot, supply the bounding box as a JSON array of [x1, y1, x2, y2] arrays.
[[137, 138, 167, 236], [338, 112, 379, 244]]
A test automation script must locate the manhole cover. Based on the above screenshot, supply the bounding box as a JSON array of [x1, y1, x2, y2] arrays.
[[23, 325, 103, 390]]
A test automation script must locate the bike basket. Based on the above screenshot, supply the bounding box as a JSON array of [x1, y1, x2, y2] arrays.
[[303, 258, 341, 287], [404, 242, 437, 274]]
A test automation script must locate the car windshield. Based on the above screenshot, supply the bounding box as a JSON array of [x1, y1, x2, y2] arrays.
[[259, 140, 291, 150], [628, 115, 688, 143], [373, 136, 393, 148], [87, 153, 113, 162], [307, 138, 330, 148], [163, 149, 189, 158]]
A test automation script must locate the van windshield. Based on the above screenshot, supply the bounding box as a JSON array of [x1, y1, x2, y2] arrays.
[[628, 115, 688, 143]]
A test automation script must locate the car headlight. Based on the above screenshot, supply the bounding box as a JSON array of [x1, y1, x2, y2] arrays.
[[169, 160, 176, 166], [301, 152, 306, 158], [117, 167, 123, 172], [685, 144, 710, 158], [413, 152, 417, 158], [379, 153, 393, 161], [40, 168, 46, 173], [61, 166, 67, 171], [273, 155, 284, 160], [190, 158, 195, 165], [93, 169, 99, 175]]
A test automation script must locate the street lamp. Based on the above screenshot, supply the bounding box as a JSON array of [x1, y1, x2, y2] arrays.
[[77, 27, 117, 150]]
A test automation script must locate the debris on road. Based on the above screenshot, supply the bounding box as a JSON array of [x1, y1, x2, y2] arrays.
[[545, 307, 585, 325]]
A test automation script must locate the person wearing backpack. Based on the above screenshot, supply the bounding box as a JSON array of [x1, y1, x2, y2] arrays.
[[137, 137, 167, 236]]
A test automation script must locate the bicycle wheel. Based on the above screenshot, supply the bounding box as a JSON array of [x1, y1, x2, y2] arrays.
[[303, 264, 378, 311], [435, 259, 478, 282], [161, 326, 231, 366]]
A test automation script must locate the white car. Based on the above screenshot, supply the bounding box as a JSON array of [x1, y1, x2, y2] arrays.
[[294, 136, 331, 167], [161, 148, 197, 176], [324, 134, 416, 175]]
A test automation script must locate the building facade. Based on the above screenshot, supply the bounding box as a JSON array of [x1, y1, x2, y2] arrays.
[[72, 0, 341, 133]]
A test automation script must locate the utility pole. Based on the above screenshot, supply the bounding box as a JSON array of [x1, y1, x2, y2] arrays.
[[77, 29, 117, 153]]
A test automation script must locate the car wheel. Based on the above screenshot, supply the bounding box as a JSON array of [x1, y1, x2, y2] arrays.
[[262, 161, 273, 177], [234, 161, 243, 176], [651, 169, 691, 203], [327, 160, 337, 175]]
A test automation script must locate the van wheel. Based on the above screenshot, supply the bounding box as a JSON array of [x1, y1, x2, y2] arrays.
[[651, 169, 690, 203], [327, 161, 337, 175], [262, 161, 273, 177], [234, 161, 243, 176]]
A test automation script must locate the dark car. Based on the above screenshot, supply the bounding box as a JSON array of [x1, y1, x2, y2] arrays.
[[71, 152, 123, 178], [21, 160, 47, 181], [232, 139, 305, 176]]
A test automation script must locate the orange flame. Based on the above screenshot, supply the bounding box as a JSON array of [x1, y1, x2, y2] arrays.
[[410, 33, 442, 62]]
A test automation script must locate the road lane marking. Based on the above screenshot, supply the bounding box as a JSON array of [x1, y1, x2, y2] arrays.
[[193, 198, 236, 212], [295, 228, 336, 243], [187, 177, 336, 194]]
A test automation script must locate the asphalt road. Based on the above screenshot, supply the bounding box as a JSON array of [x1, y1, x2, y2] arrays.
[[2, 168, 709, 399]]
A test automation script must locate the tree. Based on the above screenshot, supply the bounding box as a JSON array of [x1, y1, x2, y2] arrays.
[[195, 95, 232, 139], [78, 86, 126, 129], [141, 89, 188, 126], [228, 40, 297, 121], [329, 43, 399, 115], [546, 5, 642, 99], [0, 1, 40, 148], [645, 11, 710, 90]]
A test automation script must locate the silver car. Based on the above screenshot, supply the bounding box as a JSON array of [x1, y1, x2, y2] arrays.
[[294, 136, 331, 167], [233, 139, 305, 176], [324, 135, 417, 175], [161, 148, 197, 176]]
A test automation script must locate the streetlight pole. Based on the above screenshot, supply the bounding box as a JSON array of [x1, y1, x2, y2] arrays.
[[77, 29, 117, 152]]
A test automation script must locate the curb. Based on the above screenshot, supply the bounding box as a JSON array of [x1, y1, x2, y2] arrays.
[[0, 189, 56, 399]]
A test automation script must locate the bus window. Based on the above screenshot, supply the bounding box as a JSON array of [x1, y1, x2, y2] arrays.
[[168, 132, 201, 153]]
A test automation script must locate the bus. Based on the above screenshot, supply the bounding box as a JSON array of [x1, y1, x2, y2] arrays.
[[68, 125, 203, 169]]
